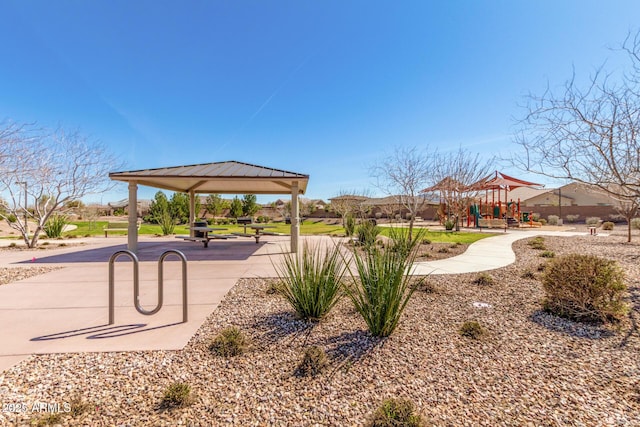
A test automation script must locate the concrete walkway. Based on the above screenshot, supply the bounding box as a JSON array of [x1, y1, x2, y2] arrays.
[[411, 228, 589, 275]]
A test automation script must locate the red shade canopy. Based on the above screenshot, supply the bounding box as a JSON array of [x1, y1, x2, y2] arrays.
[[477, 171, 542, 190]]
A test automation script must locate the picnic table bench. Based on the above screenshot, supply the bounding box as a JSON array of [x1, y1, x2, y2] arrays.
[[231, 224, 277, 243], [104, 221, 140, 237], [178, 226, 232, 247]]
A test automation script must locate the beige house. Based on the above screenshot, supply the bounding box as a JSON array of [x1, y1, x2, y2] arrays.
[[520, 183, 614, 207]]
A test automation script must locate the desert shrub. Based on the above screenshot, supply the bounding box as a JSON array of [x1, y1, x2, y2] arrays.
[[632, 218, 640, 230], [209, 327, 249, 357], [357, 220, 381, 249], [586, 216, 601, 226], [531, 213, 541, 221], [296, 346, 329, 377], [7, 213, 17, 223], [542, 254, 627, 323], [527, 236, 546, 250], [540, 251, 555, 258], [539, 218, 547, 225], [265, 280, 283, 295], [159, 211, 176, 235], [608, 214, 625, 223], [521, 269, 536, 280], [565, 214, 580, 223], [602, 221, 614, 231], [274, 242, 346, 321], [368, 398, 424, 427], [8, 242, 17, 248], [459, 321, 485, 339], [43, 214, 67, 238], [347, 231, 424, 337], [472, 273, 494, 286], [161, 382, 193, 408], [344, 214, 356, 237], [547, 215, 559, 226], [444, 219, 455, 230]]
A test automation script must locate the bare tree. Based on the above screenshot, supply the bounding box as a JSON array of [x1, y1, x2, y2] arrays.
[[511, 32, 640, 242], [429, 148, 494, 231], [0, 124, 121, 247], [328, 190, 370, 227], [371, 146, 435, 241]]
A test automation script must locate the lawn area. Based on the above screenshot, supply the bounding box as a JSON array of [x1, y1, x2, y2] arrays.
[[62, 220, 493, 244]]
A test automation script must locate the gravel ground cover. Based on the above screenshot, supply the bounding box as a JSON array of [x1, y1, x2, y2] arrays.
[[1, 230, 639, 426], [0, 267, 63, 286]]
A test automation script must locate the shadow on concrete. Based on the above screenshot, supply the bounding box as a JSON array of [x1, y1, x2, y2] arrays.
[[31, 322, 186, 340], [20, 239, 266, 264]]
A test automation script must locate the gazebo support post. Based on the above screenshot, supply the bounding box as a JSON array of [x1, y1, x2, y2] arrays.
[[189, 190, 196, 238], [291, 181, 299, 253], [127, 181, 138, 252]]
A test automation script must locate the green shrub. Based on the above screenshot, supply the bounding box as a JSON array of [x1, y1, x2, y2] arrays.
[[347, 232, 424, 337], [43, 214, 67, 238], [565, 214, 580, 223], [586, 216, 600, 226], [472, 273, 494, 286], [357, 220, 381, 249], [540, 251, 555, 258], [296, 346, 329, 377], [602, 221, 614, 231], [631, 218, 640, 230], [161, 382, 193, 408], [437, 247, 450, 254], [527, 236, 547, 250], [274, 242, 346, 321], [521, 269, 536, 280], [542, 254, 627, 323], [7, 213, 17, 223], [344, 214, 356, 237], [547, 215, 559, 226], [368, 398, 424, 427], [421, 238, 431, 245], [209, 327, 249, 357], [459, 321, 485, 339], [159, 211, 176, 235], [444, 219, 455, 230], [539, 218, 547, 225]]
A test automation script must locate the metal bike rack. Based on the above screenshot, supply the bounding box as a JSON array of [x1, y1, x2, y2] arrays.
[[108, 249, 188, 325]]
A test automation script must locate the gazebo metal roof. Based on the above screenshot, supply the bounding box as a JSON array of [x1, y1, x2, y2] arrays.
[[109, 160, 309, 195]]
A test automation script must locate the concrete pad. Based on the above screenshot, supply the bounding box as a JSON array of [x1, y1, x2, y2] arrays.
[[0, 235, 289, 372]]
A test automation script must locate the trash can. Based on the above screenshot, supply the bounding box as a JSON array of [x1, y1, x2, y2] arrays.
[[193, 220, 207, 238], [522, 212, 529, 222]]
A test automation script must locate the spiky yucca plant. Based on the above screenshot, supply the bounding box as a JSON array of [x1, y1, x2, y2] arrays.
[[347, 228, 425, 337], [275, 241, 346, 321]]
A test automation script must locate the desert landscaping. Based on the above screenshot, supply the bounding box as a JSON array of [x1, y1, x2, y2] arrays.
[[0, 223, 638, 426]]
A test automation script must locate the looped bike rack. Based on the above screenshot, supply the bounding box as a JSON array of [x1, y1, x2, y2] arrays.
[[108, 249, 188, 325]]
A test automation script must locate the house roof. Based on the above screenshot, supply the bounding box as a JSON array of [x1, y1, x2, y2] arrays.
[[109, 160, 309, 195]]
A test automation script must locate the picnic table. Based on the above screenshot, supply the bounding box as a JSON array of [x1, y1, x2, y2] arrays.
[[177, 226, 230, 248], [232, 224, 277, 244]]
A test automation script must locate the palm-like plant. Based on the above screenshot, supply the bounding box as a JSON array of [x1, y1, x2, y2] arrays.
[[275, 241, 346, 321]]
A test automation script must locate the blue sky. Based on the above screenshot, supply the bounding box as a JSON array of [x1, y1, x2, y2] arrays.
[[1, 1, 639, 203]]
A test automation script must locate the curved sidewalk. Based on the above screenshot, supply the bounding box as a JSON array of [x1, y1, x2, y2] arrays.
[[411, 229, 588, 275]]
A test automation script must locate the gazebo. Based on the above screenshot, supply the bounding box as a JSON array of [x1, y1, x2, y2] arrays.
[[109, 160, 309, 253]]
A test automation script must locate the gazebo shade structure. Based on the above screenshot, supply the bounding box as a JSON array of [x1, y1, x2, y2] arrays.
[[109, 161, 309, 252]]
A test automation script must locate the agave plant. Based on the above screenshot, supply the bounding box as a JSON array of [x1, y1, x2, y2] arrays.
[[274, 241, 346, 321]]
